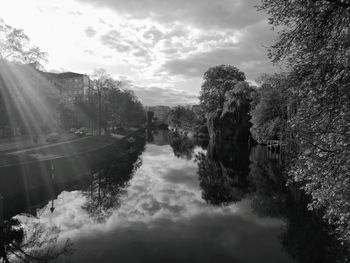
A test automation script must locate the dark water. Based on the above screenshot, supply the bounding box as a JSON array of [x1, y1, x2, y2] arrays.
[[0, 130, 348, 262]]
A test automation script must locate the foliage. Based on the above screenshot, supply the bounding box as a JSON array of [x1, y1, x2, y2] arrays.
[[250, 73, 291, 142], [195, 141, 250, 206], [0, 217, 73, 262], [85, 69, 146, 131], [248, 146, 350, 263], [258, 0, 350, 242], [167, 105, 198, 130], [168, 132, 195, 160], [204, 79, 254, 142], [199, 65, 246, 113], [0, 20, 47, 66]]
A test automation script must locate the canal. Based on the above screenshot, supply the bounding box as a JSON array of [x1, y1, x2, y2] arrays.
[[0, 130, 348, 262]]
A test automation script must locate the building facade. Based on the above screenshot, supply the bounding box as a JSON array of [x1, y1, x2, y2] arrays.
[[43, 72, 91, 104], [145, 105, 171, 124], [41, 70, 93, 129]]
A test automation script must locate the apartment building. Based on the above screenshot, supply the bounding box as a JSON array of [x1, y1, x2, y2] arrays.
[[43, 71, 91, 104], [145, 105, 171, 124]]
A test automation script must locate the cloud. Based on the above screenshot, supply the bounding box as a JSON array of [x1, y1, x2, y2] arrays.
[[85, 26, 97, 37], [83, 49, 96, 55], [75, 0, 265, 30], [99, 29, 153, 65], [161, 47, 274, 80], [70, 214, 287, 263], [143, 26, 164, 44], [161, 21, 278, 80], [76, 0, 277, 83], [100, 30, 131, 52], [162, 167, 199, 189], [131, 85, 199, 106]]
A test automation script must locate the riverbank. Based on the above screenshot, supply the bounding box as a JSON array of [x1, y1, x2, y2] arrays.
[[0, 128, 145, 199], [0, 133, 77, 152], [0, 128, 143, 167]]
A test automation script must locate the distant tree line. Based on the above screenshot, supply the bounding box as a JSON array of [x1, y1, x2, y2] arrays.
[[75, 69, 146, 133], [167, 105, 199, 130]]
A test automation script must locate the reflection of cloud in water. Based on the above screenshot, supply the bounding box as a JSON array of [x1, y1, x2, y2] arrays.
[[32, 144, 289, 262]]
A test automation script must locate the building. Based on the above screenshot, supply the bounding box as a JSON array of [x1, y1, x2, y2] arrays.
[[43, 71, 91, 104], [145, 105, 171, 124], [40, 70, 93, 128]]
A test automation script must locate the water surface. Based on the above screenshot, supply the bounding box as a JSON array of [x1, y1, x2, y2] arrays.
[[1, 131, 347, 262]]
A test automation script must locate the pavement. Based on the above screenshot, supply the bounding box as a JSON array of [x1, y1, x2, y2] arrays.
[[0, 134, 76, 153], [8, 136, 89, 155], [0, 128, 139, 166]]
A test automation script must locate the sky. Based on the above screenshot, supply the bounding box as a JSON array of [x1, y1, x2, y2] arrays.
[[0, 0, 278, 106]]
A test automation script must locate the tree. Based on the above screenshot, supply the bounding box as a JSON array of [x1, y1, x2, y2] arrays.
[[195, 141, 250, 206], [87, 69, 146, 132], [167, 105, 197, 130], [199, 65, 246, 113], [0, 20, 47, 65], [168, 132, 195, 160], [250, 73, 291, 142], [0, 217, 73, 262], [258, 0, 350, 241]]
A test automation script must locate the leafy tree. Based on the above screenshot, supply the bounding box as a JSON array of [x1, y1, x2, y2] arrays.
[[248, 145, 350, 263], [0, 217, 73, 262], [195, 141, 250, 206], [250, 73, 291, 142], [0, 20, 47, 65], [258, 0, 350, 241], [167, 105, 197, 130], [199, 65, 246, 113], [86, 69, 146, 131], [168, 132, 195, 160]]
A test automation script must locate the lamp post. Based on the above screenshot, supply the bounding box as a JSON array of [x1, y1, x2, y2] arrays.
[[98, 88, 101, 136], [0, 194, 3, 229], [88, 77, 93, 136]]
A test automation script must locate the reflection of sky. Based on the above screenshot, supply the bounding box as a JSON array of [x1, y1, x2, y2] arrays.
[[32, 144, 294, 263]]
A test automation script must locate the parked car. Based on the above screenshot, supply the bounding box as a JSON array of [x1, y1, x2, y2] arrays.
[[69, 127, 77, 133], [75, 127, 88, 136], [46, 132, 61, 143], [126, 136, 136, 144]]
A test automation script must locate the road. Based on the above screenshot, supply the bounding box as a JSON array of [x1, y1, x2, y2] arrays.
[[0, 134, 76, 152]]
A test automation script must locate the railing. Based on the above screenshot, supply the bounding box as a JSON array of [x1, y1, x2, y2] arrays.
[[262, 140, 286, 151]]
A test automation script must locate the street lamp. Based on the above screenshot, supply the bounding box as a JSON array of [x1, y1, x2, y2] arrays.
[[98, 86, 101, 136]]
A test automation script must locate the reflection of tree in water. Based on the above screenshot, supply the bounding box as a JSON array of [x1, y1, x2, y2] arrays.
[[82, 136, 146, 222], [194, 141, 350, 261], [195, 138, 209, 150], [168, 132, 195, 160], [146, 128, 154, 143], [195, 140, 250, 206], [248, 146, 350, 263], [0, 217, 73, 262], [248, 146, 289, 218]]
